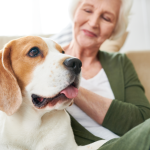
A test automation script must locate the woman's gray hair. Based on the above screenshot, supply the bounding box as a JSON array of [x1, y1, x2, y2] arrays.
[[68, 0, 133, 40]]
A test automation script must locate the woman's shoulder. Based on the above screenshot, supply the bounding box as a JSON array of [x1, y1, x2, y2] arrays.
[[99, 50, 129, 65], [99, 50, 126, 59]]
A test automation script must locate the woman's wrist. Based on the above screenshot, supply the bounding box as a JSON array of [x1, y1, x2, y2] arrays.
[[74, 87, 86, 105], [74, 86, 113, 124]]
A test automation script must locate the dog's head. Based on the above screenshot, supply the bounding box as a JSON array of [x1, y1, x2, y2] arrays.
[[0, 36, 81, 115]]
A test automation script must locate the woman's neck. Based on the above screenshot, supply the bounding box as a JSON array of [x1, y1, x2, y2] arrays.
[[64, 40, 100, 68], [63, 40, 102, 79]]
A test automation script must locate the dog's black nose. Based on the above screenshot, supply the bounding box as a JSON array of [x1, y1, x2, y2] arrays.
[[63, 58, 82, 75]]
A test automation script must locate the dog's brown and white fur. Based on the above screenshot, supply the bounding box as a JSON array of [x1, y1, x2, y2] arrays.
[[0, 36, 107, 150]]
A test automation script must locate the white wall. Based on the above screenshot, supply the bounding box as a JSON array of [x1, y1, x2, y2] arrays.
[[0, 0, 150, 51], [121, 0, 150, 52], [0, 0, 70, 36]]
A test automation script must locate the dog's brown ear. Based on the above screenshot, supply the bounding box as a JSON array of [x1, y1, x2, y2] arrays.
[[0, 41, 22, 115]]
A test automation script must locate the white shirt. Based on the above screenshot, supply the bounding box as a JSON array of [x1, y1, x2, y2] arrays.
[[66, 69, 120, 140]]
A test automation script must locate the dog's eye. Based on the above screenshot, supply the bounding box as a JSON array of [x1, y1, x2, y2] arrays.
[[62, 51, 65, 54], [28, 47, 40, 57]]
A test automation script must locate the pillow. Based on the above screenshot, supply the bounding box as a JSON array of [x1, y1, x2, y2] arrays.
[[51, 24, 72, 47], [51, 24, 128, 52]]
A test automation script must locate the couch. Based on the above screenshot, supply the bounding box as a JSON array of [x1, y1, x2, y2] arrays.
[[126, 51, 150, 102]]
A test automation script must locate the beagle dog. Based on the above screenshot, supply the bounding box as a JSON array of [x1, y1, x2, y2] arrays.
[[0, 36, 107, 150]]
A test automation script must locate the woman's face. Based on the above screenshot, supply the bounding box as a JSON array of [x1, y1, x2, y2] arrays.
[[73, 0, 121, 49]]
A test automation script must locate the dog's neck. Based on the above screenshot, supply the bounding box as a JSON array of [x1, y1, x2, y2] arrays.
[[0, 96, 78, 150], [3, 95, 66, 131]]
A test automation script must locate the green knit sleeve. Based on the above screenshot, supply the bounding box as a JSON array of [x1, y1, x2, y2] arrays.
[[102, 54, 150, 136]]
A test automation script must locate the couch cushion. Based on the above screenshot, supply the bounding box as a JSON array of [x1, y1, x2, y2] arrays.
[[126, 50, 150, 102], [0, 34, 52, 50]]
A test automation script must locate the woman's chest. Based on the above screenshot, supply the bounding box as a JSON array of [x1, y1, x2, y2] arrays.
[[82, 61, 102, 80]]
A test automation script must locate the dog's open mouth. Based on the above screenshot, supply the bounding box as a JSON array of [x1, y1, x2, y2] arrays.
[[32, 83, 78, 109]]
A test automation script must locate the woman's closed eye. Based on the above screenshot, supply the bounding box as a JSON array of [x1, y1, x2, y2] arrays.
[[102, 15, 111, 22], [83, 9, 92, 13]]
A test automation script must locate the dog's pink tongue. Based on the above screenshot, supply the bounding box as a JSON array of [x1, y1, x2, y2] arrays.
[[60, 86, 78, 99]]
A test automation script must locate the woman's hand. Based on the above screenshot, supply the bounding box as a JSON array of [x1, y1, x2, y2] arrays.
[[74, 87, 113, 125]]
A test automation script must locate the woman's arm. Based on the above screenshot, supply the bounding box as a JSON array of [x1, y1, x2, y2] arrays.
[[74, 54, 150, 136], [74, 87, 112, 125], [102, 54, 150, 136]]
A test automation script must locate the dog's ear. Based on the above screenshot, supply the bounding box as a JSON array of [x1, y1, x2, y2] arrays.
[[0, 41, 22, 116]]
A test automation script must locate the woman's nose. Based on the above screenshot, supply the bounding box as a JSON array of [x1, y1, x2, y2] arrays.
[[63, 58, 82, 75], [89, 14, 99, 28]]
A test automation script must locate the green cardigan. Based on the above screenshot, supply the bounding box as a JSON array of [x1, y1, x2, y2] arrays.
[[70, 51, 150, 146]]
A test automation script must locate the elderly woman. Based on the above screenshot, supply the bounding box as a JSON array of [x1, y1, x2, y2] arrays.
[[53, 0, 150, 149]]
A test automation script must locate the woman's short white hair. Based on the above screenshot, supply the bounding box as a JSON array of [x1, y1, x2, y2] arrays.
[[68, 0, 133, 40]]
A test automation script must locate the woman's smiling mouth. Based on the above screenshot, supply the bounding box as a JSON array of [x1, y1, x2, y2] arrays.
[[82, 29, 97, 37]]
